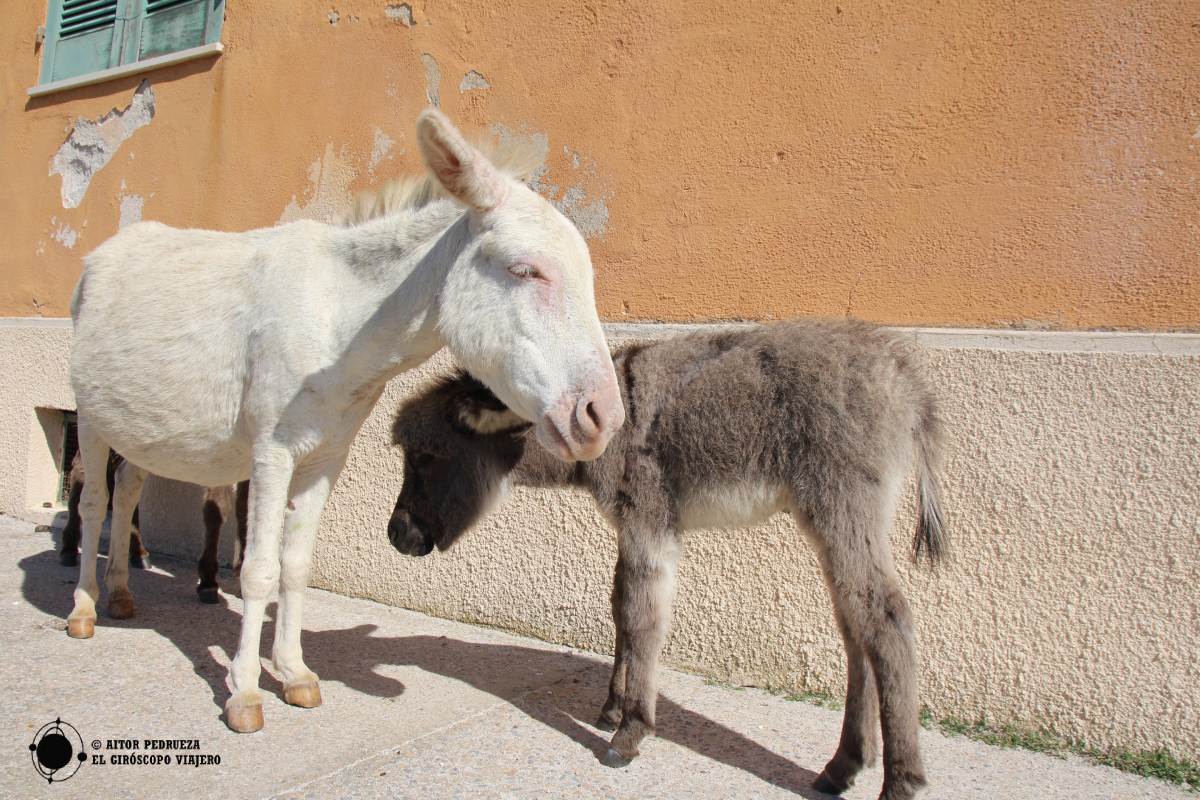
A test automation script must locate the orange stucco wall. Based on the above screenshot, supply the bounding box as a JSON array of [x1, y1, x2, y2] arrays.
[[2, 0, 1197, 329]]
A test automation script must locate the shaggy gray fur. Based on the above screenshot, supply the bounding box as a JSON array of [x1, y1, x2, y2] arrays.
[[390, 318, 948, 800]]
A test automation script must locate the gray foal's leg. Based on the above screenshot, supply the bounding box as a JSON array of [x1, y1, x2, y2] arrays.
[[811, 502, 926, 800], [597, 560, 629, 732], [603, 525, 681, 766]]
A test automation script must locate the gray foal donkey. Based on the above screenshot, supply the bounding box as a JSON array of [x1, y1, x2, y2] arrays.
[[388, 318, 948, 800]]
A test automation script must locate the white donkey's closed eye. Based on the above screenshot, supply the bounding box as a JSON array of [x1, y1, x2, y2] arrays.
[[507, 263, 545, 281]]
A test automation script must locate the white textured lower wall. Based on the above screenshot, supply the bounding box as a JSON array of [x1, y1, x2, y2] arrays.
[[0, 320, 74, 515], [2, 318, 1197, 759]]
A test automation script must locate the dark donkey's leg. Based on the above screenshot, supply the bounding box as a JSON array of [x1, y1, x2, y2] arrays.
[[233, 480, 249, 577], [596, 562, 630, 731], [60, 453, 85, 566], [61, 450, 145, 567], [128, 504, 149, 569], [99, 451, 148, 569], [197, 487, 229, 604], [602, 522, 681, 766], [810, 493, 926, 800]]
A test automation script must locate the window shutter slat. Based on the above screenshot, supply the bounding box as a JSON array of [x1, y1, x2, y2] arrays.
[[62, 0, 115, 18], [146, 0, 192, 11], [59, 0, 117, 36]]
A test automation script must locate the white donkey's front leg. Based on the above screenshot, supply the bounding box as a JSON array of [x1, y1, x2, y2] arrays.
[[225, 445, 294, 733], [272, 455, 347, 709]]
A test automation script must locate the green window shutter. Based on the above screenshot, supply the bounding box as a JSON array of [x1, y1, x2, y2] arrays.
[[37, 0, 224, 86], [41, 0, 124, 82], [137, 0, 216, 60]]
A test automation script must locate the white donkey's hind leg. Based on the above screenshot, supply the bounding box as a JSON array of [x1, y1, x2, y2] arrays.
[[67, 417, 111, 638], [272, 457, 346, 709], [225, 445, 294, 734], [104, 460, 148, 620]]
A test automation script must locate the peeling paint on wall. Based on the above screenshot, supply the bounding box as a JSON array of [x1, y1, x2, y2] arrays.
[[277, 144, 356, 224], [49, 80, 155, 209], [459, 70, 490, 93], [384, 3, 413, 26], [490, 123, 550, 184], [552, 145, 611, 238], [327, 8, 340, 24], [50, 218, 78, 249], [119, 195, 144, 229], [117, 179, 144, 229], [492, 124, 610, 239], [487, 122, 549, 164], [555, 186, 609, 239], [421, 53, 441, 108], [368, 128, 396, 173]]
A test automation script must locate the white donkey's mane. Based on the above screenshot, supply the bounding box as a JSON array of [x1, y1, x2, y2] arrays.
[[343, 134, 545, 225]]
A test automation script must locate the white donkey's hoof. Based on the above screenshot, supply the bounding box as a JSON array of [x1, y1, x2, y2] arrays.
[[224, 695, 265, 733], [107, 587, 137, 619], [66, 615, 95, 638], [283, 680, 322, 709]]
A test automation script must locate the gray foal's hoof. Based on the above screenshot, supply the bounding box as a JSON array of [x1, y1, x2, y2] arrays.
[[812, 770, 854, 795], [196, 586, 220, 604], [600, 747, 633, 768]]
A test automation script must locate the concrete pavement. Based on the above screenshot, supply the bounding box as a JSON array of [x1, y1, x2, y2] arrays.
[[1, 514, 1187, 799]]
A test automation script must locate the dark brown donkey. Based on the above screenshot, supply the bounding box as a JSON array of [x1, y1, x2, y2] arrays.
[[388, 319, 947, 800], [61, 450, 249, 603]]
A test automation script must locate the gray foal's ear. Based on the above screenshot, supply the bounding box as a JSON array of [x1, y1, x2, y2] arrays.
[[454, 402, 527, 435]]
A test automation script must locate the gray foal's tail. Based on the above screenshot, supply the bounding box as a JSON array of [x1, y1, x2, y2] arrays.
[[913, 399, 948, 565]]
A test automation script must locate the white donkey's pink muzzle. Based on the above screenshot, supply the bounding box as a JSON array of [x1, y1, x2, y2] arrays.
[[541, 379, 625, 461]]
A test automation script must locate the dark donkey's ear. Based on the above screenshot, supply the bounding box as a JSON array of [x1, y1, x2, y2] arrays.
[[449, 389, 529, 435]]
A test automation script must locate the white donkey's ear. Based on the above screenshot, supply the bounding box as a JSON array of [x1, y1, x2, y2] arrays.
[[416, 108, 507, 212]]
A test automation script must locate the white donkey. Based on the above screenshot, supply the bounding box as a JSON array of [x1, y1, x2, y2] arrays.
[[67, 109, 624, 733]]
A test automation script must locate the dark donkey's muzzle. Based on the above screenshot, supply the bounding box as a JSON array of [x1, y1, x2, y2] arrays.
[[388, 507, 435, 557]]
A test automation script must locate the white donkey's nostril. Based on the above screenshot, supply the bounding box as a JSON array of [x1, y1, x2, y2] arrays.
[[574, 380, 623, 444], [541, 380, 624, 462], [576, 398, 601, 439]]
